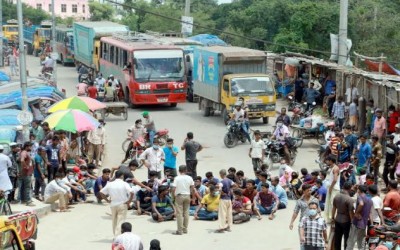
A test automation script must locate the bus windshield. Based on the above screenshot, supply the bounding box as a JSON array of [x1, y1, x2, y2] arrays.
[[39, 29, 51, 38], [6, 26, 18, 32], [231, 77, 274, 96], [133, 50, 184, 82]]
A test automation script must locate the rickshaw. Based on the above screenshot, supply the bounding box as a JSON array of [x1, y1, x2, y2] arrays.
[[99, 102, 128, 120]]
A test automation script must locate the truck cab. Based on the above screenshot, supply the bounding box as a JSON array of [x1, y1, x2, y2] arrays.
[[2, 20, 19, 44], [221, 74, 276, 124]]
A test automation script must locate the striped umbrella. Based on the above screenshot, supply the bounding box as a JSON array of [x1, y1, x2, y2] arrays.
[[47, 96, 106, 113], [43, 109, 100, 133]]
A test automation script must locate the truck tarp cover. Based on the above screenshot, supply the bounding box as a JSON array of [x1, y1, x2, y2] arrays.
[[188, 34, 227, 46]]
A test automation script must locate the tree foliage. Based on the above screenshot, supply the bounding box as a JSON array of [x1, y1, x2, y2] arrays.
[[2, 0, 50, 24], [88, 2, 115, 21]]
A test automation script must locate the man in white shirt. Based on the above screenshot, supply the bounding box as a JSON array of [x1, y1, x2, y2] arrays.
[[100, 170, 134, 236], [96, 73, 106, 92], [248, 130, 266, 175], [113, 222, 143, 250], [87, 119, 106, 167], [0, 145, 12, 195], [41, 56, 55, 74], [392, 123, 400, 145], [140, 139, 165, 179], [171, 165, 195, 235], [272, 121, 291, 165], [231, 102, 251, 142], [44, 172, 71, 212], [311, 77, 322, 91], [345, 84, 359, 104]]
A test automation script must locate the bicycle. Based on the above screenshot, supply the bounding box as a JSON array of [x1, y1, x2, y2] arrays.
[[0, 190, 13, 215]]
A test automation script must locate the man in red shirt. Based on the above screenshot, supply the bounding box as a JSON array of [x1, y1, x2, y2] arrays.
[[383, 180, 400, 221], [19, 142, 35, 206], [232, 189, 252, 224], [87, 82, 98, 100], [242, 179, 257, 204]]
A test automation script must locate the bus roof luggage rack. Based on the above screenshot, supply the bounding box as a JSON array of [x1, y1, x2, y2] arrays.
[[112, 31, 154, 42], [145, 30, 182, 38]]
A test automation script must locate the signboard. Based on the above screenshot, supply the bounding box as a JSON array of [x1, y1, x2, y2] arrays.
[[181, 16, 194, 36], [17, 111, 33, 125], [193, 49, 219, 86]]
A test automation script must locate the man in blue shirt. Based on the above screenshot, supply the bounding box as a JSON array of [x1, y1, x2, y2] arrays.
[[354, 134, 372, 174], [315, 179, 327, 211], [303, 82, 320, 111], [271, 176, 288, 209], [163, 138, 179, 177], [256, 172, 271, 192]]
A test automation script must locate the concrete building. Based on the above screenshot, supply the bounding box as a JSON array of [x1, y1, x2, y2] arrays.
[[18, 0, 90, 20]]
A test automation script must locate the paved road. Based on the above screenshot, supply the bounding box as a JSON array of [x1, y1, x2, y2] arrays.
[[21, 55, 322, 250]]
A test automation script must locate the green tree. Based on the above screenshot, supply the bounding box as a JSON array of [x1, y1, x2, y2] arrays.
[[2, 0, 50, 24], [88, 2, 115, 21]]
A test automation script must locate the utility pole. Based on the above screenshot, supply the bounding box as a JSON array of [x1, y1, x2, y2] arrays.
[[51, 0, 58, 87], [338, 0, 348, 66], [17, 0, 30, 142], [0, 0, 3, 68], [184, 0, 190, 17]]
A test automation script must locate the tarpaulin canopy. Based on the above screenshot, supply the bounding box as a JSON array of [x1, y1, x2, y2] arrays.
[[188, 34, 227, 46], [0, 71, 10, 81], [364, 60, 400, 76]]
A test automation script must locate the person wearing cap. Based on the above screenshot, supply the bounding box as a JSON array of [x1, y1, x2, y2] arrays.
[[109, 74, 119, 89], [96, 73, 106, 92], [142, 111, 156, 146], [19, 142, 35, 206], [163, 138, 179, 177], [7, 143, 20, 202], [100, 170, 134, 237], [0, 144, 12, 199], [249, 130, 266, 176], [373, 108, 386, 141], [87, 119, 106, 167], [33, 147, 47, 201]]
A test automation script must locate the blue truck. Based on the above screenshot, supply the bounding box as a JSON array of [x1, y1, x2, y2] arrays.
[[73, 21, 129, 72], [23, 20, 52, 56]]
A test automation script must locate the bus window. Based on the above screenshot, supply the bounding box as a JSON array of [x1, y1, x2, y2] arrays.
[[110, 46, 114, 63], [122, 50, 128, 67], [115, 47, 119, 66], [101, 43, 108, 60]]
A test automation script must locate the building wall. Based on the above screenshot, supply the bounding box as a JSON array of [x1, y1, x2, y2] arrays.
[[20, 0, 90, 20]]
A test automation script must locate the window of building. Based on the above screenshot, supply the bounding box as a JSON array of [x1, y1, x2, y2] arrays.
[[48, 4, 51, 11], [61, 4, 67, 13], [36, 3, 42, 10], [72, 4, 77, 13], [82, 4, 86, 13]]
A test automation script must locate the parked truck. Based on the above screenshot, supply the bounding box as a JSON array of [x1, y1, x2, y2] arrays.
[[73, 21, 129, 73], [193, 46, 276, 124], [2, 19, 19, 45], [23, 20, 52, 56]]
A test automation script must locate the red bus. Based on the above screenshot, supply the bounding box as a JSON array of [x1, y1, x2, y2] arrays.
[[99, 33, 187, 107], [55, 27, 74, 66]]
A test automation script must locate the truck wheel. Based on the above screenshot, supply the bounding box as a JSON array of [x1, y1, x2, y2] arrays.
[[221, 108, 229, 125], [262, 117, 269, 124]]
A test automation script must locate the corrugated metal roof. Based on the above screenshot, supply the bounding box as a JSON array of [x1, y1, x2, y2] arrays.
[[74, 21, 128, 29], [200, 46, 266, 58]]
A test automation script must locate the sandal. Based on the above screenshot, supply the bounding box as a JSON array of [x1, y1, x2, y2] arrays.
[[215, 229, 225, 233]]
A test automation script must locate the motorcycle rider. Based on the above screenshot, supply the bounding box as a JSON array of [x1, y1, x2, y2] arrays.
[[276, 107, 291, 127], [271, 121, 292, 165], [78, 64, 89, 83], [41, 55, 54, 75], [142, 111, 156, 146], [231, 102, 251, 142], [238, 97, 250, 139], [121, 119, 147, 164], [303, 82, 320, 111]]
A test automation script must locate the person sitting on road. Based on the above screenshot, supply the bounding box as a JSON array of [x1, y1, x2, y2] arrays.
[[235, 170, 248, 189], [271, 121, 291, 165], [253, 183, 280, 220], [121, 119, 147, 164], [94, 168, 111, 204], [202, 171, 220, 186], [64, 168, 88, 203], [279, 170, 291, 192], [44, 172, 71, 212], [242, 179, 258, 205], [270, 176, 288, 209], [193, 184, 220, 221], [232, 189, 252, 224], [290, 171, 303, 197], [151, 185, 175, 222], [190, 176, 207, 215], [135, 181, 153, 215], [256, 172, 271, 192]]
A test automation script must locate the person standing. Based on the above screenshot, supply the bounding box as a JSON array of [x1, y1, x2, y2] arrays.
[[181, 132, 203, 179], [373, 109, 386, 143], [345, 185, 372, 250], [0, 145, 12, 199], [249, 130, 266, 175], [353, 134, 372, 175], [300, 201, 328, 250], [348, 98, 358, 130], [383, 134, 398, 190], [7, 142, 20, 202], [345, 83, 359, 105], [163, 138, 179, 177], [370, 135, 383, 184], [19, 142, 35, 206], [303, 82, 320, 111], [100, 170, 134, 237], [324, 155, 340, 221], [171, 165, 195, 235], [215, 169, 237, 233], [113, 222, 144, 250], [142, 111, 156, 146], [33, 147, 47, 201], [332, 96, 346, 130], [140, 139, 165, 179], [76, 81, 88, 96], [45, 136, 61, 181], [87, 119, 106, 167], [365, 100, 374, 136], [331, 182, 354, 250]]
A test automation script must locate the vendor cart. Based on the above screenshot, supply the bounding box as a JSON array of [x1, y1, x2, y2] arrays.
[[100, 102, 128, 120], [290, 123, 326, 147]]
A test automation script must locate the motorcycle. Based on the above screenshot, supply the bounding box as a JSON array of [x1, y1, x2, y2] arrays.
[[42, 67, 53, 80], [292, 101, 316, 125], [223, 120, 248, 148], [288, 95, 301, 111], [127, 136, 146, 167], [264, 138, 298, 168], [366, 225, 400, 250], [121, 128, 169, 152]]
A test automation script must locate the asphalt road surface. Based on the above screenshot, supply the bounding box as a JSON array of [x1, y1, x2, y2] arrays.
[[21, 55, 322, 250]]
